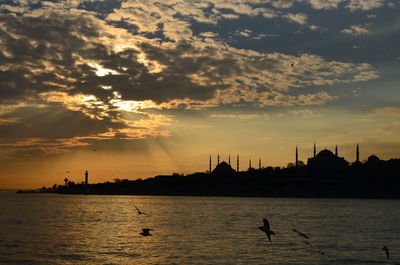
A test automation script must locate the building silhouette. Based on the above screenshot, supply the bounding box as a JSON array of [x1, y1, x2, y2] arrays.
[[209, 154, 212, 173], [307, 149, 348, 172], [85, 170, 88, 185], [236, 154, 239, 172], [211, 161, 236, 176], [208, 143, 364, 173], [356, 143, 360, 162], [313, 142, 316, 158]]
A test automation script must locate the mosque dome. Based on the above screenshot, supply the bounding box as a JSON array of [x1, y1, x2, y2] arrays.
[[307, 148, 348, 171], [316, 149, 336, 159], [212, 161, 236, 176]]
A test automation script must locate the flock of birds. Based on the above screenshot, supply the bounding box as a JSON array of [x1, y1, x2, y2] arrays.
[[134, 206, 392, 261], [258, 217, 392, 261]]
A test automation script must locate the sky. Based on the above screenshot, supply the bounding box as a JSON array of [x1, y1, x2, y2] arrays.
[[0, 0, 399, 188]]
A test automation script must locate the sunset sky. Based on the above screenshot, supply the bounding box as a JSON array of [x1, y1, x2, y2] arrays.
[[1, 0, 399, 188]]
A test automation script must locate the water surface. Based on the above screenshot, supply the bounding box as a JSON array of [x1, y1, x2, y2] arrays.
[[1, 190, 399, 264]]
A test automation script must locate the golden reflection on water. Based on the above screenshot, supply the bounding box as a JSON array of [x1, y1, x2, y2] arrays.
[[0, 191, 399, 264]]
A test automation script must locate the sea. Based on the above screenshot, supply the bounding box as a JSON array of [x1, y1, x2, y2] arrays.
[[0, 190, 399, 265]]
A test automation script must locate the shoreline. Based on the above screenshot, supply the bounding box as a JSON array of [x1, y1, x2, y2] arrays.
[[16, 189, 400, 199]]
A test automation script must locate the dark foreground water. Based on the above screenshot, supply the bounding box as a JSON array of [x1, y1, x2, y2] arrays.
[[0, 190, 399, 265]]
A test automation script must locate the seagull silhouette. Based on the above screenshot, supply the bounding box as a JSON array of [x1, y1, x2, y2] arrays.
[[382, 245, 389, 260], [140, 228, 153, 236], [292, 229, 309, 239], [258, 218, 275, 242], [135, 206, 146, 215]]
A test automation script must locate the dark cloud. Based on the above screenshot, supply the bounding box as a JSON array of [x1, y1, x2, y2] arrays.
[[0, 12, 222, 106], [0, 103, 125, 139]]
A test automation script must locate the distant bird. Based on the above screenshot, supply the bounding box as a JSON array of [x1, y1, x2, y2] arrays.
[[258, 218, 275, 242], [66, 171, 70, 173], [135, 206, 146, 215], [292, 229, 309, 239], [382, 245, 389, 260], [140, 228, 153, 236]]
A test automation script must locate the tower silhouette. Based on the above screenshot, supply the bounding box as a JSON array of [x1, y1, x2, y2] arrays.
[[356, 143, 360, 162], [217, 153, 220, 165], [313, 142, 316, 158], [259, 157, 261, 170], [209, 154, 212, 173], [228, 155, 231, 166], [335, 145, 338, 157], [85, 170, 88, 185], [249, 158, 251, 170], [295, 146, 299, 167], [237, 154, 239, 172]]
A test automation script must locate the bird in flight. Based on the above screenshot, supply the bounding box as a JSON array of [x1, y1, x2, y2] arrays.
[[140, 228, 153, 236], [382, 245, 389, 260], [135, 206, 146, 215], [258, 218, 275, 242], [292, 229, 309, 239]]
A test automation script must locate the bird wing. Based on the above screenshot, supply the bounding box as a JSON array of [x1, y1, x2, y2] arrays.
[[263, 218, 270, 231], [266, 232, 271, 242]]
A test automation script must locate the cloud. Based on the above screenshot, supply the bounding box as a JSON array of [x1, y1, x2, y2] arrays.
[[0, 137, 90, 155], [346, 0, 384, 11], [371, 106, 400, 117], [307, 0, 344, 9], [341, 24, 372, 35], [234, 29, 272, 39], [272, 0, 296, 9], [383, 122, 400, 135], [0, 9, 379, 111], [209, 113, 270, 120], [0, 0, 384, 155], [283, 13, 308, 24], [289, 109, 321, 118], [307, 0, 385, 10]]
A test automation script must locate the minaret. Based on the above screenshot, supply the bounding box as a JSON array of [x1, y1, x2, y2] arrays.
[[356, 143, 359, 162], [295, 146, 299, 167], [228, 155, 231, 166], [335, 145, 338, 157], [313, 141, 316, 158], [237, 154, 239, 172], [209, 154, 212, 173], [85, 170, 88, 185], [249, 158, 251, 170], [258, 157, 261, 170], [217, 153, 220, 165]]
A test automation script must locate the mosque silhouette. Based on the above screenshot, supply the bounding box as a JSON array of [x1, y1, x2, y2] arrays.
[[209, 143, 361, 175], [50, 142, 399, 198]]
